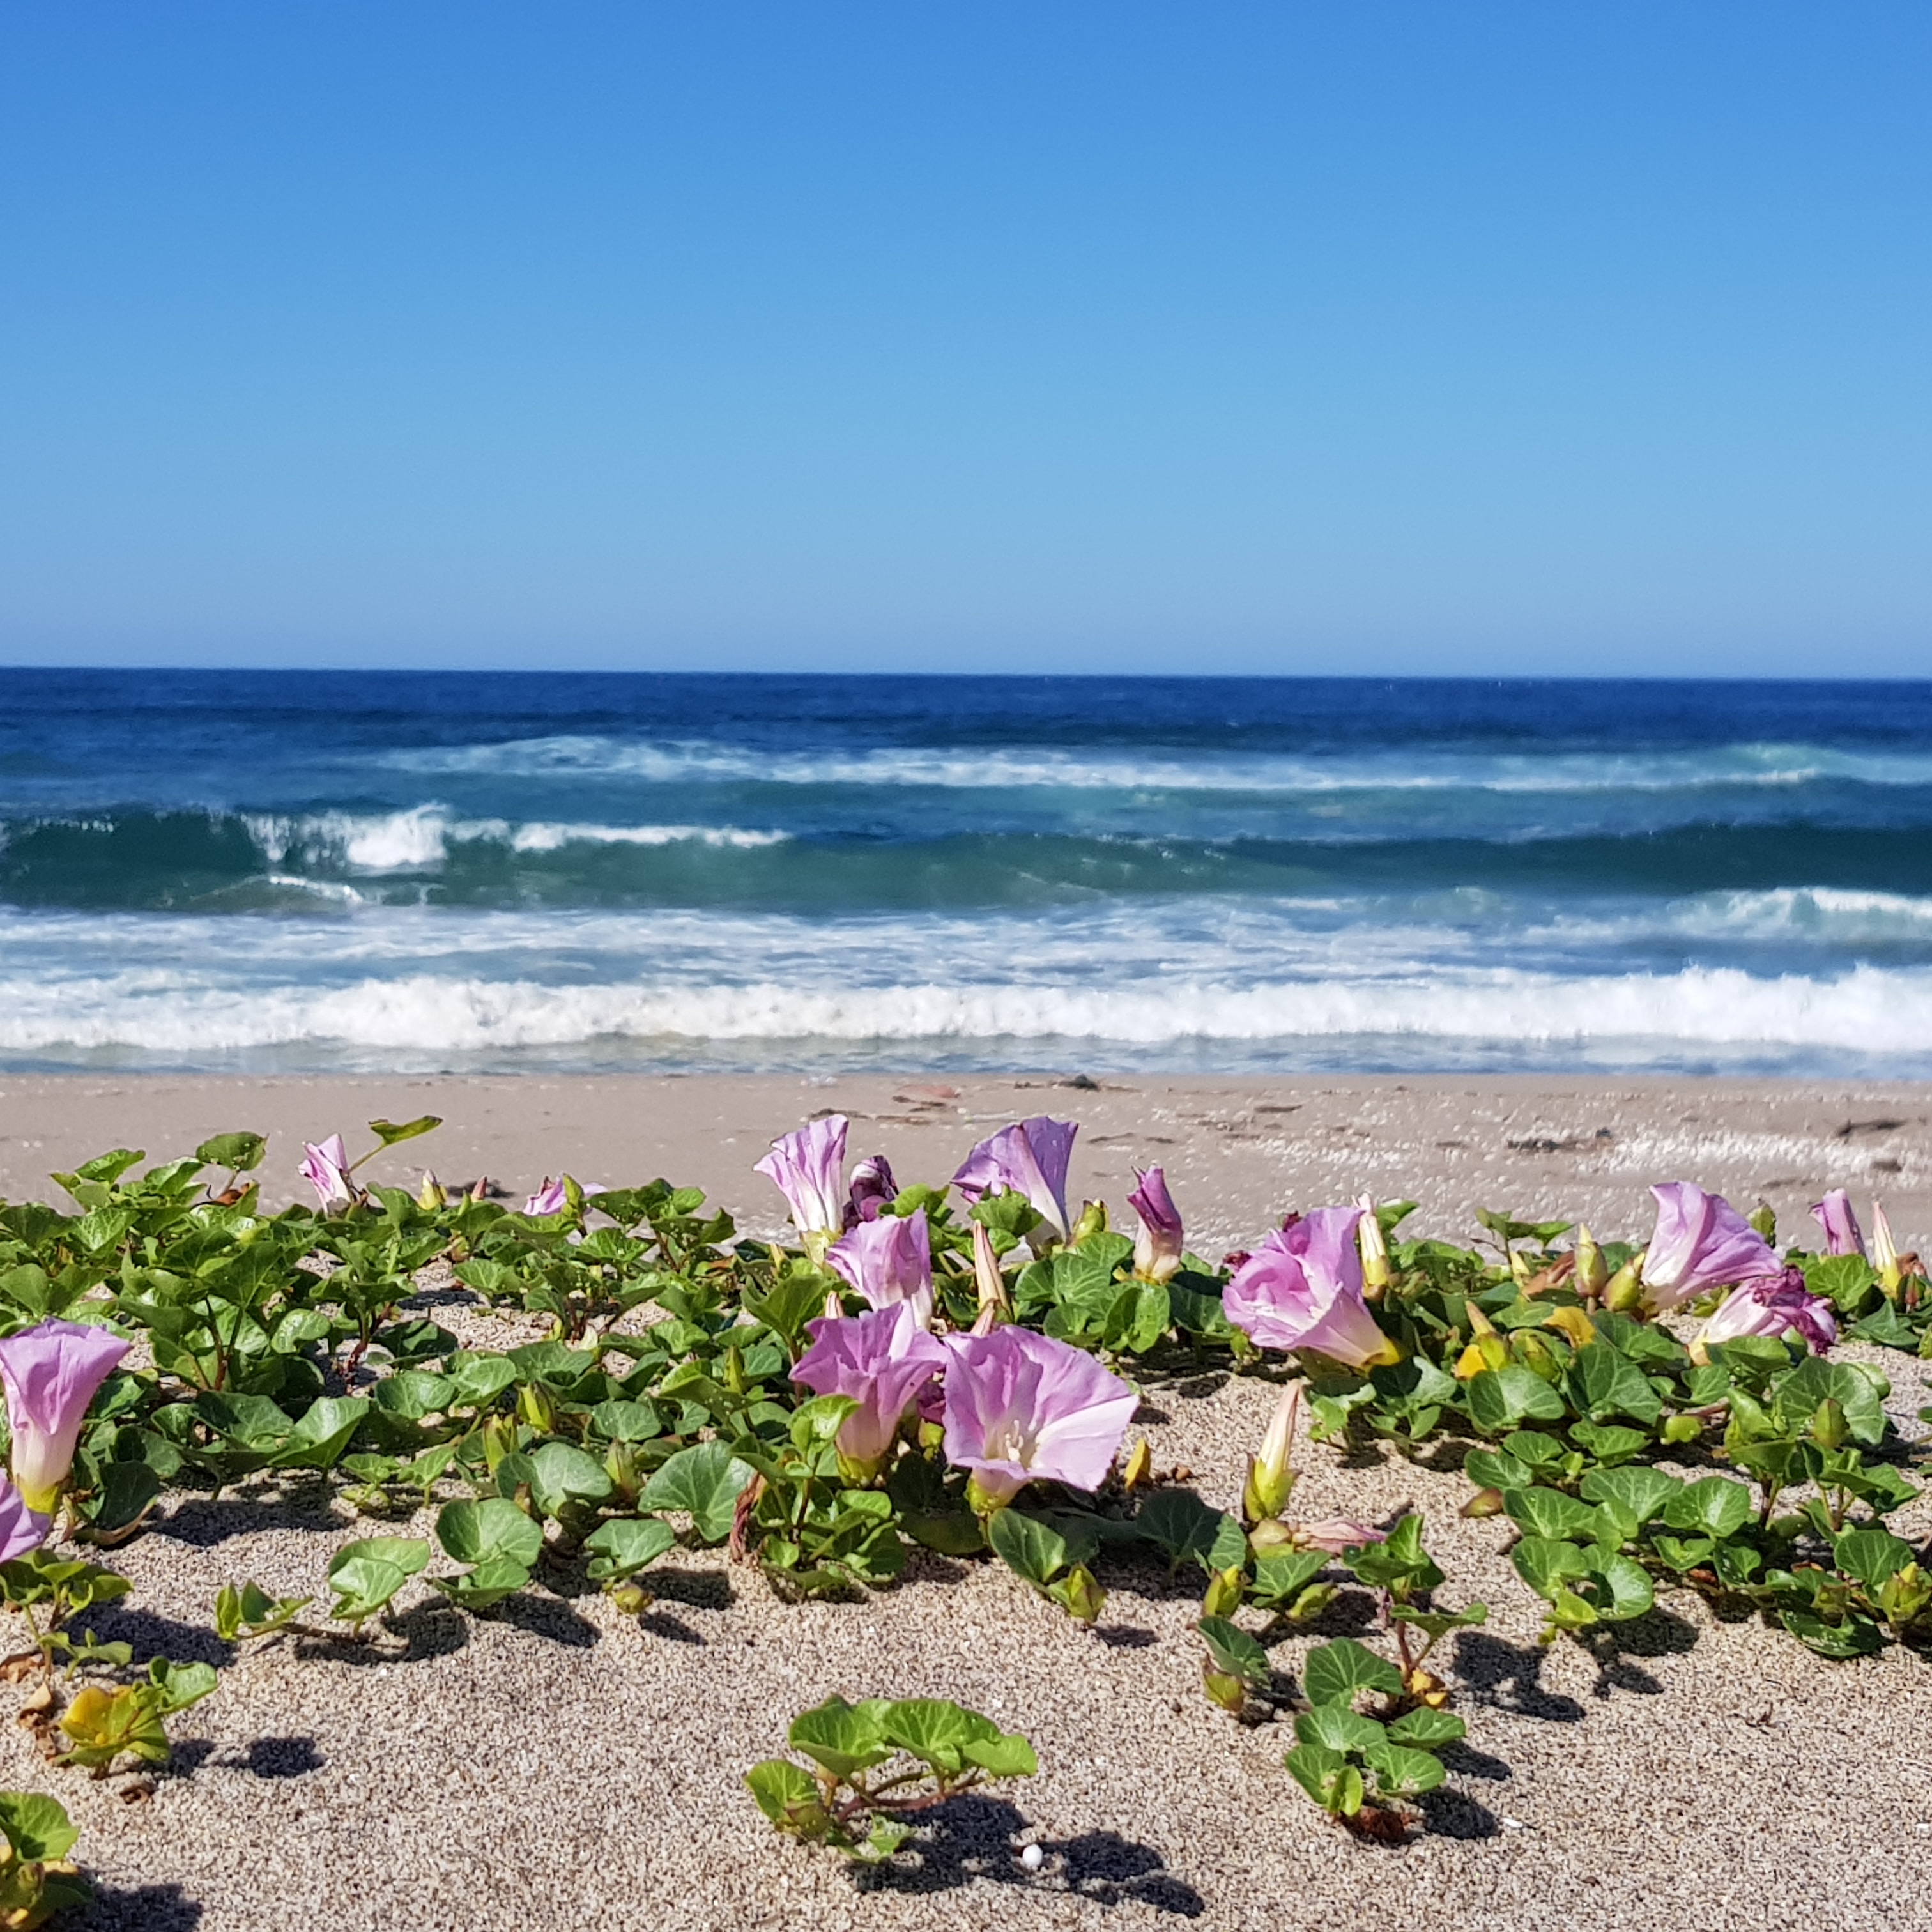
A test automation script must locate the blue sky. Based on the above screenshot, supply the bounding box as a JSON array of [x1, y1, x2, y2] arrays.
[[1, 3, 1926, 675]]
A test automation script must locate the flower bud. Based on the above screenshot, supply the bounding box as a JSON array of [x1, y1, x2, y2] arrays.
[[1508, 1247, 1534, 1289], [1573, 1225, 1607, 1300], [1054, 1564, 1106, 1625], [1202, 1666, 1247, 1715], [970, 1222, 1011, 1336], [1355, 1196, 1392, 1296], [417, 1170, 444, 1212], [1873, 1204, 1903, 1298], [1660, 1414, 1702, 1446], [1460, 1487, 1506, 1519], [482, 1414, 519, 1473], [1202, 1565, 1245, 1620], [1810, 1397, 1849, 1450], [1603, 1255, 1646, 1312], [604, 1441, 642, 1501], [518, 1383, 556, 1434], [1069, 1200, 1108, 1248], [608, 1582, 652, 1616], [1248, 1517, 1296, 1555], [1241, 1383, 1300, 1525]]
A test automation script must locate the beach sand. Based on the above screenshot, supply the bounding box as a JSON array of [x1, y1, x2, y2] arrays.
[[0, 1074, 1928, 1932]]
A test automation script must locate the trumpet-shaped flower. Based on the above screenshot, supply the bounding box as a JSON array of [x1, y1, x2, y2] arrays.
[[1872, 1203, 1904, 1294], [1810, 1190, 1866, 1259], [1289, 1518, 1388, 1555], [300, 1135, 354, 1212], [827, 1210, 935, 1330], [1639, 1183, 1781, 1310], [1694, 1267, 1837, 1357], [0, 1481, 47, 1564], [940, 1326, 1138, 1509], [521, 1176, 605, 1216], [755, 1116, 850, 1245], [1129, 1167, 1184, 1284], [0, 1319, 132, 1514], [792, 1303, 947, 1473], [845, 1154, 899, 1227], [1223, 1206, 1400, 1369], [1243, 1381, 1300, 1523], [952, 1117, 1077, 1243]]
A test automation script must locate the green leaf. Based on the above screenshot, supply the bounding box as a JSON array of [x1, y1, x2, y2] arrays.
[[1834, 1527, 1915, 1591], [1579, 1466, 1682, 1530], [1365, 1741, 1446, 1800], [1504, 1487, 1604, 1544], [1567, 1421, 1650, 1464], [146, 1657, 218, 1715], [1772, 1357, 1889, 1446], [744, 1758, 825, 1827], [1565, 1344, 1663, 1425], [1804, 1252, 1878, 1314], [524, 1440, 615, 1516], [195, 1131, 267, 1172], [432, 1557, 532, 1613], [1247, 1549, 1328, 1611], [1779, 1609, 1884, 1657], [1511, 1535, 1593, 1602], [639, 1440, 756, 1544], [1197, 1616, 1271, 1688], [962, 1730, 1038, 1779], [1284, 1742, 1363, 1816], [1295, 1702, 1386, 1754], [743, 1270, 834, 1347], [1101, 1281, 1170, 1354], [445, 1353, 519, 1410], [0, 1791, 80, 1862], [988, 1508, 1080, 1587], [1465, 1365, 1567, 1433], [588, 1399, 664, 1443], [1302, 1637, 1402, 1707], [326, 1537, 430, 1623], [1589, 1552, 1655, 1621], [788, 1697, 895, 1779], [878, 1698, 996, 1775], [1347, 1513, 1443, 1593], [1385, 1706, 1466, 1747], [1650, 1534, 1714, 1572], [583, 1516, 677, 1584], [1135, 1490, 1247, 1574], [1660, 1476, 1754, 1541], [273, 1396, 371, 1471], [367, 1115, 441, 1149], [437, 1497, 544, 1569]]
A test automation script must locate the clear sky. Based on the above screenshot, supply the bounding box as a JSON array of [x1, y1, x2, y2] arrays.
[[1, 3, 1927, 676]]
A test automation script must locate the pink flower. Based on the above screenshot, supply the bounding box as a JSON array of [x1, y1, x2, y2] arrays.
[[520, 1177, 606, 1216], [1639, 1183, 1781, 1311], [1129, 1167, 1184, 1284], [1810, 1190, 1866, 1259], [755, 1116, 849, 1243], [952, 1117, 1078, 1243], [0, 1319, 132, 1513], [940, 1326, 1138, 1509], [826, 1211, 935, 1331], [1222, 1206, 1400, 1369], [0, 1481, 48, 1563], [300, 1135, 354, 1212], [844, 1154, 899, 1227], [1695, 1266, 1837, 1357], [792, 1303, 947, 1473], [1289, 1518, 1387, 1555]]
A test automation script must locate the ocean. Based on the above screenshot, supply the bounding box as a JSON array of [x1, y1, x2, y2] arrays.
[[2, 668, 1930, 1077]]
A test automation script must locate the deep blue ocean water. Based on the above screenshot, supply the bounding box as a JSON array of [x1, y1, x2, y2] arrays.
[[3, 668, 1931, 1075]]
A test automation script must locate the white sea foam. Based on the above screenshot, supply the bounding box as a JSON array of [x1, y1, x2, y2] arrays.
[[242, 808, 788, 872], [379, 734, 1932, 797]]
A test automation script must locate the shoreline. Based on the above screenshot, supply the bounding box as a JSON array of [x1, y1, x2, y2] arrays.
[[3, 1071, 1926, 1255]]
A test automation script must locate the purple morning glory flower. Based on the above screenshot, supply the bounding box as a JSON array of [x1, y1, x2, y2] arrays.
[[1639, 1183, 1781, 1311], [1695, 1266, 1837, 1356], [0, 1318, 132, 1514], [940, 1326, 1138, 1510], [951, 1117, 1078, 1243], [1222, 1206, 1400, 1370], [755, 1116, 850, 1246], [300, 1135, 354, 1213], [1810, 1189, 1866, 1260], [792, 1303, 948, 1474], [826, 1210, 935, 1331], [520, 1177, 606, 1216], [844, 1154, 900, 1227], [1128, 1167, 1184, 1284], [0, 1482, 48, 1564]]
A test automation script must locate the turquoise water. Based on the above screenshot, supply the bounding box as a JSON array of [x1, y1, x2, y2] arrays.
[[3, 669, 1931, 1074]]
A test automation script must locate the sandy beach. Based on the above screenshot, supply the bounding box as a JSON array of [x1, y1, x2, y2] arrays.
[[0, 1073, 1928, 1932]]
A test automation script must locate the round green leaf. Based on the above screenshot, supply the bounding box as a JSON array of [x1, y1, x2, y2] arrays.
[[437, 1497, 544, 1569]]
